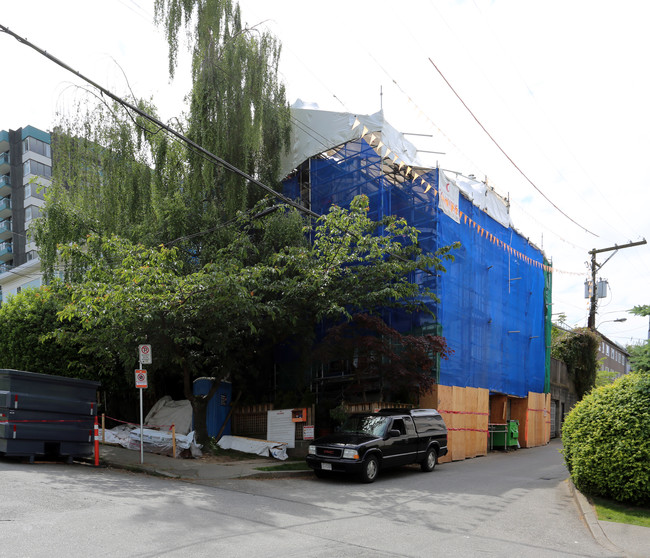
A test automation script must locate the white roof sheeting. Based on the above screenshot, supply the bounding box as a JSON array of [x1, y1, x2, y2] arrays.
[[281, 103, 422, 181], [281, 104, 511, 229]]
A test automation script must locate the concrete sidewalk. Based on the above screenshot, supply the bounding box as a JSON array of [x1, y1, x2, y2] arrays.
[[97, 443, 649, 558], [98, 443, 311, 481], [569, 480, 649, 558]]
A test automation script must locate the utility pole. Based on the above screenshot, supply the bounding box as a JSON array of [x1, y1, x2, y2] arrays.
[[587, 239, 647, 329]]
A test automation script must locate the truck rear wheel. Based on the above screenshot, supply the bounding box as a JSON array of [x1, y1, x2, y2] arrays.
[[421, 447, 437, 472], [360, 455, 379, 483]]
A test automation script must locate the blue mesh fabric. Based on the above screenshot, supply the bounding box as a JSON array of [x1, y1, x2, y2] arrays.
[[283, 138, 547, 396]]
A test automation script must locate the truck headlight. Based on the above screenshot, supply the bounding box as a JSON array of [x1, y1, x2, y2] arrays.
[[308, 445, 316, 455], [343, 448, 359, 460]]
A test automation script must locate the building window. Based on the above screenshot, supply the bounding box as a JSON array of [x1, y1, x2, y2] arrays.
[[23, 160, 52, 179], [23, 137, 51, 158], [24, 183, 46, 201], [24, 205, 42, 223], [25, 250, 38, 262]]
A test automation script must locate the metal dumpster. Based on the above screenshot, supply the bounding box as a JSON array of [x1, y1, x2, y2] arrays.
[[0, 369, 99, 461], [489, 419, 519, 450]]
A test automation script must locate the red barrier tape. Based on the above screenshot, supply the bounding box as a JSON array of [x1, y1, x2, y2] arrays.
[[438, 409, 489, 416], [447, 427, 489, 433], [104, 415, 174, 430], [0, 419, 91, 423]]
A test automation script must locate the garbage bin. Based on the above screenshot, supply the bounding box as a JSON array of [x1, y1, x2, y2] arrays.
[[0, 369, 99, 461], [506, 419, 519, 447], [489, 419, 519, 450]]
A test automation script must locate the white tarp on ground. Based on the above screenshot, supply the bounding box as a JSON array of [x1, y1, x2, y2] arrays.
[[217, 435, 288, 460], [280, 103, 422, 180], [101, 425, 202, 458], [144, 396, 193, 435], [101, 397, 202, 457]]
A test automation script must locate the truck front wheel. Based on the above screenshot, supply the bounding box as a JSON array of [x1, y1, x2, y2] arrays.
[[360, 455, 379, 483], [421, 447, 437, 472]]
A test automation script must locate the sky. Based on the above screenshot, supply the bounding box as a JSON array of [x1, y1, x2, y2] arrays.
[[1, 0, 649, 347]]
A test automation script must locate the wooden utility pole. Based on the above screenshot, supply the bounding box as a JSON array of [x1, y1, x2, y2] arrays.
[[587, 239, 647, 329]]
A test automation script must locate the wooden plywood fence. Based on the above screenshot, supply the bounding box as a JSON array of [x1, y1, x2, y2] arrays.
[[510, 392, 551, 448], [420, 385, 489, 463]]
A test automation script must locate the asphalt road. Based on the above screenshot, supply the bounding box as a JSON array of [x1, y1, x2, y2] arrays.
[[0, 439, 619, 557]]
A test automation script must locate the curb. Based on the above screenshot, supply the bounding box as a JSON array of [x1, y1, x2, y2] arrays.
[[567, 479, 625, 557]]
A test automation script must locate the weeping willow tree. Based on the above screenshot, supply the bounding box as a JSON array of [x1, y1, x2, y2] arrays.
[[154, 0, 291, 235], [35, 0, 292, 278]]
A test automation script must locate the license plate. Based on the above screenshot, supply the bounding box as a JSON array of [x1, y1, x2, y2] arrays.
[[321, 463, 332, 471]]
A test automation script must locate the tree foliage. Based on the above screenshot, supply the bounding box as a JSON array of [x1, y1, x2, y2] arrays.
[[313, 313, 452, 403], [154, 0, 291, 223], [52, 196, 455, 443], [0, 288, 91, 379], [562, 372, 650, 505], [628, 305, 650, 373], [36, 0, 292, 279], [551, 327, 600, 399]]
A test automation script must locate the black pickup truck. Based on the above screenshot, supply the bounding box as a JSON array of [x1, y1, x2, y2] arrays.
[[306, 408, 448, 483]]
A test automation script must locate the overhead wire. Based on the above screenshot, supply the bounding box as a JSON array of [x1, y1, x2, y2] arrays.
[[0, 24, 321, 223], [427, 55, 597, 238]]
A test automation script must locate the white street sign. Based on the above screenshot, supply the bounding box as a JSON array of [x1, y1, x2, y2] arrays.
[[138, 344, 152, 364]]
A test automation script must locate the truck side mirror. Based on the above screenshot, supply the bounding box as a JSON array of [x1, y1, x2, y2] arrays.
[[388, 429, 401, 438]]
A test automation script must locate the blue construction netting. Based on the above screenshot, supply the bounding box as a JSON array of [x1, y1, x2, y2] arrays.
[[283, 138, 548, 397]]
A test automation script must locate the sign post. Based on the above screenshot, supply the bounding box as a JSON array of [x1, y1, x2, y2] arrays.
[[136, 344, 151, 464]]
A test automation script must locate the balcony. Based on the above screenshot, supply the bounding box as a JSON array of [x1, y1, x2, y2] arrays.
[[0, 152, 9, 174], [0, 130, 8, 153], [0, 174, 10, 197], [0, 242, 12, 262], [0, 198, 10, 220], [0, 220, 11, 241]]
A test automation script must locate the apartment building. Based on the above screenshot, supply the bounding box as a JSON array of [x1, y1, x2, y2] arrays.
[[597, 332, 630, 377], [0, 125, 51, 302]]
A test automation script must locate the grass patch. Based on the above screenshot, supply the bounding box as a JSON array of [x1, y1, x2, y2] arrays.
[[255, 461, 311, 472], [592, 496, 650, 528]]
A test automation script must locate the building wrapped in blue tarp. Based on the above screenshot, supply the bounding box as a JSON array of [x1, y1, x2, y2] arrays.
[[281, 107, 551, 398]]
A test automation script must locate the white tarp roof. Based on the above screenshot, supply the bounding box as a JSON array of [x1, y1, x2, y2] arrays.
[[281, 104, 512, 229], [280, 102, 422, 181]]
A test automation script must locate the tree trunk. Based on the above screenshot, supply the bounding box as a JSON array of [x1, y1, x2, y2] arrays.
[[192, 396, 210, 447], [181, 360, 224, 447]]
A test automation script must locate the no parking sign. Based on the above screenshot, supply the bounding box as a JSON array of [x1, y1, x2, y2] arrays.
[[135, 369, 148, 389]]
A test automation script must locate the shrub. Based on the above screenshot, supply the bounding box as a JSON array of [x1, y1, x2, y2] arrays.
[[562, 372, 650, 505]]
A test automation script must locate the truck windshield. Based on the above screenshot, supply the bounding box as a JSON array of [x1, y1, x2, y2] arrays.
[[340, 415, 389, 437]]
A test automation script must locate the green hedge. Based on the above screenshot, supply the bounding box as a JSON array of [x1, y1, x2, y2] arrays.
[[562, 372, 650, 505]]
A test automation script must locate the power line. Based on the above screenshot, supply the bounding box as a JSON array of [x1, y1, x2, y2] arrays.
[[427, 56, 598, 238], [0, 23, 321, 222]]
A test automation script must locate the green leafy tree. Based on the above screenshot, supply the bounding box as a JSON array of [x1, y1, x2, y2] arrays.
[[0, 287, 90, 378], [54, 196, 455, 444], [551, 327, 600, 398], [0, 286, 134, 416], [562, 372, 650, 505], [628, 305, 650, 373], [36, 0, 291, 276], [154, 0, 291, 225]]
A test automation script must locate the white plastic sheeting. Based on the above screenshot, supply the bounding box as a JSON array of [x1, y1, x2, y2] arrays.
[[281, 105, 512, 230], [280, 103, 422, 180], [101, 397, 202, 457], [448, 171, 512, 228], [217, 435, 288, 460], [101, 425, 202, 457], [144, 396, 193, 435]]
